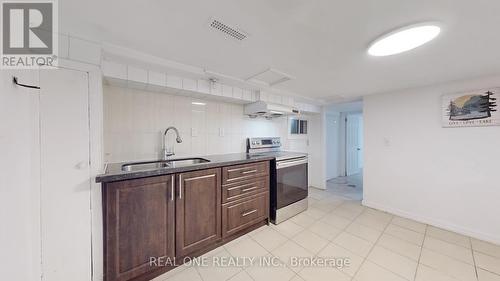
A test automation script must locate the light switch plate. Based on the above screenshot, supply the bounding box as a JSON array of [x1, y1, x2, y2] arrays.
[[191, 128, 198, 137], [384, 137, 391, 147], [219, 128, 225, 137]]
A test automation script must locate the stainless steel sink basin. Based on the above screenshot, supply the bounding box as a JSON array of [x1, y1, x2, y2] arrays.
[[121, 158, 210, 172], [121, 161, 170, 172], [167, 158, 210, 167]]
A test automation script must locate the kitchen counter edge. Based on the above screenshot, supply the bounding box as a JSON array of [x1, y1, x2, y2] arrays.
[[95, 153, 276, 184]]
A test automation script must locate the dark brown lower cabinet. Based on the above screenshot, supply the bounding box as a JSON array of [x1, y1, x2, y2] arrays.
[[175, 168, 222, 257], [102, 161, 270, 281], [103, 175, 175, 281], [222, 192, 269, 237]]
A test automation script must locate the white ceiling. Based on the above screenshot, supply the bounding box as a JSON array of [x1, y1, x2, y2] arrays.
[[61, 0, 500, 102]]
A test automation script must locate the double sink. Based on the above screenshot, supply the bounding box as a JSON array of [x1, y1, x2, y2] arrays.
[[122, 158, 210, 172]]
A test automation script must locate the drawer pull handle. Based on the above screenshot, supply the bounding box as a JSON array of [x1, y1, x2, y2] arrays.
[[242, 169, 257, 174], [241, 209, 258, 217], [242, 186, 260, 192], [171, 175, 174, 201], [227, 166, 257, 172], [227, 182, 255, 191], [178, 174, 182, 199]]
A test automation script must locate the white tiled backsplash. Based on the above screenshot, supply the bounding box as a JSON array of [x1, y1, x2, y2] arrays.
[[103, 85, 291, 163]]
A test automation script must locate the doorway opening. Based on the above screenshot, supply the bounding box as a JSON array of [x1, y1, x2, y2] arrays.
[[325, 101, 363, 201]]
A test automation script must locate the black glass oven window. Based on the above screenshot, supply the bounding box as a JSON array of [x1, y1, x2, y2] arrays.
[[276, 163, 308, 208]]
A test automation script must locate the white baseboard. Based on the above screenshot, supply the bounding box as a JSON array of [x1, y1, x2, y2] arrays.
[[362, 199, 500, 245]]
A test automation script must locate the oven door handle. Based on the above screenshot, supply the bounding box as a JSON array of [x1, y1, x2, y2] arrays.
[[276, 158, 308, 169]]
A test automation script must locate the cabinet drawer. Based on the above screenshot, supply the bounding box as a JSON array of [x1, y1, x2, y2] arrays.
[[222, 193, 269, 237], [222, 177, 269, 203], [222, 161, 269, 184]]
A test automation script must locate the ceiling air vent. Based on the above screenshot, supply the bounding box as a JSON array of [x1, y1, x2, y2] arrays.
[[247, 68, 294, 87], [209, 18, 248, 41]]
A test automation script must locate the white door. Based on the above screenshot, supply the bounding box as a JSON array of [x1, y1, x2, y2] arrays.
[[1, 68, 91, 281], [0, 70, 42, 281], [39, 68, 92, 281], [346, 114, 363, 176]]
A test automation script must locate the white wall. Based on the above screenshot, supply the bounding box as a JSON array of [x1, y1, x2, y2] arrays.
[[326, 112, 341, 180], [306, 112, 326, 189], [363, 75, 500, 244]]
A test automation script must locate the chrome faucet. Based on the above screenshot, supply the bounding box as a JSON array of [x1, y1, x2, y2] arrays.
[[162, 126, 183, 160]]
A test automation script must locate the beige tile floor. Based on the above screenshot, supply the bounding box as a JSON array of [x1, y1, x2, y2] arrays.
[[153, 188, 500, 281], [326, 173, 363, 201]]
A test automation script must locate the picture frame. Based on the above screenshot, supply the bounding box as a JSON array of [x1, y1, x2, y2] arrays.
[[442, 88, 498, 127]]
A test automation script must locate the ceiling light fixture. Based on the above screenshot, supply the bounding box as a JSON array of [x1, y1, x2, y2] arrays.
[[368, 22, 441, 56]]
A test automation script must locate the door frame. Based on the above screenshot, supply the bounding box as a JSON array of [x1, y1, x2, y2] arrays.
[[340, 112, 363, 176], [57, 58, 104, 280]]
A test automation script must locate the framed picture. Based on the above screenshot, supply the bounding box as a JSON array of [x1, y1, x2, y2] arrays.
[[442, 88, 498, 127]]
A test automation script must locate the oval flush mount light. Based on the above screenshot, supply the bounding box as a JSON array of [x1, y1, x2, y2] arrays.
[[368, 22, 441, 56]]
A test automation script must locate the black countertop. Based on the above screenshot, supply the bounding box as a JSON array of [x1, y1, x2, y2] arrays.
[[96, 153, 277, 183]]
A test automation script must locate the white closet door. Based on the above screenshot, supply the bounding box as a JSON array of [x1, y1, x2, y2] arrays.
[[39, 68, 92, 281], [346, 114, 362, 176], [0, 70, 42, 281]]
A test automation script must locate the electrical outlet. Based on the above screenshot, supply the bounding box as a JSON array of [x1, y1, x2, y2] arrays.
[[191, 128, 198, 137]]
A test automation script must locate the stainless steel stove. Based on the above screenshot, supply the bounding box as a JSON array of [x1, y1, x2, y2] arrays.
[[247, 137, 308, 224]]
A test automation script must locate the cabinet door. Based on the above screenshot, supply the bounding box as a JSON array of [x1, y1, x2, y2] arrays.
[[104, 175, 175, 281], [176, 168, 222, 257]]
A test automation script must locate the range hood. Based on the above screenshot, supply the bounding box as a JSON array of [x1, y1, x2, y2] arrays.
[[244, 101, 300, 118]]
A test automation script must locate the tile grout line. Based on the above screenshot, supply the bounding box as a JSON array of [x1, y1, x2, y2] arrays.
[[348, 216, 389, 280], [417, 229, 480, 281], [470, 237, 479, 280], [293, 198, 348, 280], [247, 226, 299, 281], [420, 241, 477, 267], [381, 230, 423, 247], [297, 197, 363, 280], [197, 245, 245, 281], [332, 204, 381, 281], [425, 233, 471, 249], [265, 193, 349, 280], [227, 232, 266, 281], [317, 202, 364, 281], [194, 265, 206, 281], [412, 224, 428, 281], [389, 219, 428, 237], [353, 214, 425, 281]]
